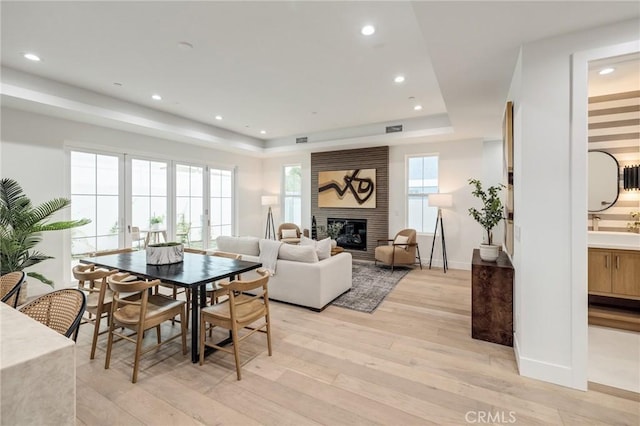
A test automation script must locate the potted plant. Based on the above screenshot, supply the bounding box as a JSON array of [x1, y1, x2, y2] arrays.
[[467, 179, 505, 262], [149, 213, 164, 230], [326, 221, 344, 248], [0, 178, 90, 296]]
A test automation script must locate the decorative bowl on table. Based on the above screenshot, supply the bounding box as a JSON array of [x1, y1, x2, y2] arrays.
[[146, 242, 184, 265]]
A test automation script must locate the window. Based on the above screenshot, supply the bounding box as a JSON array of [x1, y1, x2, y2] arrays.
[[131, 158, 168, 241], [407, 155, 439, 233], [175, 164, 204, 248], [283, 165, 302, 224], [210, 168, 233, 241], [70, 151, 121, 255]]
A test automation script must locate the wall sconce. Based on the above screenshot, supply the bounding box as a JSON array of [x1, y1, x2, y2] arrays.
[[623, 165, 639, 190]]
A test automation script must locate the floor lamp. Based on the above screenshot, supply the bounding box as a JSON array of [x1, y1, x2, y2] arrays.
[[261, 195, 278, 239], [428, 193, 452, 273]]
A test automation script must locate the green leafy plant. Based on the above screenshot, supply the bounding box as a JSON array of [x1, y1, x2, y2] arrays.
[[0, 178, 90, 285], [326, 222, 344, 240], [467, 179, 505, 246], [149, 213, 164, 226]]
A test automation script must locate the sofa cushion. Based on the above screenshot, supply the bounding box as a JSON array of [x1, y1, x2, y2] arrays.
[[300, 235, 331, 260], [215, 236, 260, 256], [278, 244, 319, 263]]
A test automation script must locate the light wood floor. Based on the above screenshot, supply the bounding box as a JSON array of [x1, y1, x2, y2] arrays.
[[75, 268, 640, 425]]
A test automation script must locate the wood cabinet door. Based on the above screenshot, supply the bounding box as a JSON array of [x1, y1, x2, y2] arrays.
[[588, 249, 612, 294], [612, 251, 640, 297]]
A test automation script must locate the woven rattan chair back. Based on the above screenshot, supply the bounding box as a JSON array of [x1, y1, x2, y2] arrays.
[[1, 271, 26, 308], [19, 289, 87, 341], [199, 268, 272, 380]]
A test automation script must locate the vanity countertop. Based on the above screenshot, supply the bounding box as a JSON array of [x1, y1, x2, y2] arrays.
[[588, 231, 640, 250]]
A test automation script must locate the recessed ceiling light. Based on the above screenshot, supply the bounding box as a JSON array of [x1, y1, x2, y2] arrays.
[[361, 25, 375, 36], [177, 41, 193, 50], [23, 53, 41, 62], [215, 115, 222, 120], [394, 75, 405, 83], [414, 105, 423, 111], [260, 130, 267, 135], [599, 67, 615, 75], [113, 82, 123, 87], [151, 94, 162, 100]]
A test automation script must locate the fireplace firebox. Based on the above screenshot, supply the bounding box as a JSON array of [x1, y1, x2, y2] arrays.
[[328, 218, 367, 251]]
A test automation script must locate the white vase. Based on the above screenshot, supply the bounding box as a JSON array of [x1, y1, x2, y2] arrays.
[[479, 244, 500, 262], [146, 243, 184, 265]]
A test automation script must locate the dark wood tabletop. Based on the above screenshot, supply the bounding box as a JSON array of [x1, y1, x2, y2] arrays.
[[80, 250, 262, 288]]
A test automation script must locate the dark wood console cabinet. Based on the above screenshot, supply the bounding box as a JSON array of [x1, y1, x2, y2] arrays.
[[471, 249, 514, 346]]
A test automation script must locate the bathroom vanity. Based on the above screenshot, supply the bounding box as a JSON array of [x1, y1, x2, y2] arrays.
[[588, 232, 640, 331]]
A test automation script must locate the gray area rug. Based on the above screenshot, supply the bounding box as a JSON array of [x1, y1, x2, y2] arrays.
[[331, 262, 411, 313]]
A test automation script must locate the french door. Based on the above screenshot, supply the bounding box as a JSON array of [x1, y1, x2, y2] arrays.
[[70, 149, 234, 254]]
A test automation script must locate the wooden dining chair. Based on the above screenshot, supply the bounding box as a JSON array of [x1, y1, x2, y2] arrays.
[[72, 264, 118, 359], [19, 289, 87, 341], [1, 271, 26, 308], [105, 273, 187, 383], [206, 251, 242, 305], [199, 269, 271, 380]]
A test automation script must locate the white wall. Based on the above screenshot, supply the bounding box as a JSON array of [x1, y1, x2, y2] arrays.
[[509, 18, 639, 389], [0, 107, 263, 288], [482, 139, 504, 246], [389, 138, 486, 270]]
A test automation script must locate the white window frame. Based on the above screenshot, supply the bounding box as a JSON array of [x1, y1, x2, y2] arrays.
[[209, 166, 236, 244], [406, 153, 440, 234]]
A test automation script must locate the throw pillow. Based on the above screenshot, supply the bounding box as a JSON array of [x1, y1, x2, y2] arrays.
[[278, 244, 319, 263], [299, 235, 331, 260], [315, 237, 332, 260], [281, 228, 298, 239], [394, 235, 410, 246]]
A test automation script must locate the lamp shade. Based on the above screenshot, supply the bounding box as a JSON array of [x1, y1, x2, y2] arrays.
[[428, 193, 453, 208], [261, 195, 279, 206]]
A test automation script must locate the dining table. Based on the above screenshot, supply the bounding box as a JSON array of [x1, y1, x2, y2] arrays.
[[80, 250, 262, 363]]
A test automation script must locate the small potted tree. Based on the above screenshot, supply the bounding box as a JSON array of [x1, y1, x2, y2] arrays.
[[468, 179, 505, 262], [0, 178, 90, 301]]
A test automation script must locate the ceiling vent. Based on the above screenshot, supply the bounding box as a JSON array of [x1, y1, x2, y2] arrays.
[[296, 136, 308, 144], [385, 124, 403, 133]]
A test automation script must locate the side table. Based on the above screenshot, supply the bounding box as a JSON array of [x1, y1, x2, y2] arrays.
[[331, 246, 345, 256], [471, 249, 514, 346]]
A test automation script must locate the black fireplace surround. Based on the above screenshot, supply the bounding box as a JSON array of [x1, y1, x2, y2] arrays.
[[328, 218, 367, 251]]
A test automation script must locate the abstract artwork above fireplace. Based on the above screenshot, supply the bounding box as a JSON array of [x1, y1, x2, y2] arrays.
[[318, 169, 376, 208]]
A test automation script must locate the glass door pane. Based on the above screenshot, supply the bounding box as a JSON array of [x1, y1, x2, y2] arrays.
[[210, 168, 233, 243], [131, 158, 168, 246], [176, 164, 204, 248], [70, 151, 121, 256]]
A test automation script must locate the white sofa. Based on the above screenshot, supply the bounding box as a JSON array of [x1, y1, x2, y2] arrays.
[[215, 236, 352, 311]]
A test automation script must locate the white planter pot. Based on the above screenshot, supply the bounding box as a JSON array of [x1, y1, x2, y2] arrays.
[[479, 244, 500, 262], [146, 243, 184, 265]]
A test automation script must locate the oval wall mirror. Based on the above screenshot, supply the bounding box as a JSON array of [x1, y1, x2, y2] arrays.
[[588, 150, 619, 212]]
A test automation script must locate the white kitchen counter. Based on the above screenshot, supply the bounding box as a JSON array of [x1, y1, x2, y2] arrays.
[[588, 231, 640, 250], [0, 303, 76, 425]]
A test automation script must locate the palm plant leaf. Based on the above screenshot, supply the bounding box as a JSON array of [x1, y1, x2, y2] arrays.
[[0, 178, 91, 286]]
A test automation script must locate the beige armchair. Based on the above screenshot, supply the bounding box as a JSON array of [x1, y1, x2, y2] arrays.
[[374, 229, 422, 271], [277, 223, 302, 244]]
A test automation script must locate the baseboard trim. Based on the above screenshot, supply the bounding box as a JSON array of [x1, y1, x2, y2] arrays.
[[515, 347, 577, 389]]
